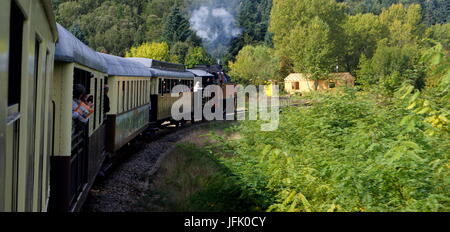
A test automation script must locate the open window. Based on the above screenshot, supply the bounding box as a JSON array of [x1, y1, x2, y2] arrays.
[[292, 82, 300, 90], [7, 1, 25, 116]]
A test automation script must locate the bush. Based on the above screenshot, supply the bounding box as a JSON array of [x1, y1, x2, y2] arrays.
[[221, 89, 449, 212]]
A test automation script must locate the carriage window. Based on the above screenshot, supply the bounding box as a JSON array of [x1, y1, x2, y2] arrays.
[[127, 82, 130, 110], [100, 79, 103, 122], [122, 81, 125, 113], [8, 1, 25, 108], [134, 81, 137, 107], [94, 78, 98, 129], [138, 80, 141, 106]]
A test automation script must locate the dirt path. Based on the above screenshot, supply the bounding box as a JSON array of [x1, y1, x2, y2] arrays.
[[83, 122, 214, 212]]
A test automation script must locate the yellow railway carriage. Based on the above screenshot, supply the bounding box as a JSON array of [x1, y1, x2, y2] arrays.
[[0, 0, 57, 212], [49, 25, 108, 212], [98, 53, 154, 153], [126, 58, 195, 123]]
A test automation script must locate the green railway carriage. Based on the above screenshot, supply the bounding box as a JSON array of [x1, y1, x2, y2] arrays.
[[126, 58, 195, 122], [49, 24, 108, 212], [98, 53, 154, 153], [0, 0, 57, 212]]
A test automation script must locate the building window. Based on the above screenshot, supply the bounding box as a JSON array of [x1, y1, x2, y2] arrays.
[[329, 82, 336, 89], [292, 82, 300, 90]]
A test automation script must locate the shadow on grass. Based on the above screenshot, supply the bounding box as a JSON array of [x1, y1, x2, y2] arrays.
[[136, 123, 260, 212]]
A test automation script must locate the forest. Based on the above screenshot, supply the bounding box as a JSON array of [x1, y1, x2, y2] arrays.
[[52, 0, 449, 70], [52, 0, 449, 212]]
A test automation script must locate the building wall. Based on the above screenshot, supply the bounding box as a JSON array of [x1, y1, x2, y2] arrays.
[[285, 75, 354, 95]]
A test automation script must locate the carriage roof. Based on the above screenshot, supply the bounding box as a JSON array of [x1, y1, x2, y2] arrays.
[[126, 58, 195, 79], [98, 53, 154, 77], [55, 24, 108, 73], [187, 69, 214, 77]]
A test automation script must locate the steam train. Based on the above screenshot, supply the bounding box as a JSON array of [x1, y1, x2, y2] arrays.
[[0, 0, 234, 212]]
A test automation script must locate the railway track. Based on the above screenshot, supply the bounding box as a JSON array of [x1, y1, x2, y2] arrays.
[[82, 121, 212, 212]]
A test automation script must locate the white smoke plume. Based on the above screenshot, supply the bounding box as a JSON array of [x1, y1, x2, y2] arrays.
[[189, 3, 242, 60]]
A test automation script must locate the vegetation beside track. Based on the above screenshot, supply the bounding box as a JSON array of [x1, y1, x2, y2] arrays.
[[138, 82, 449, 212], [137, 122, 261, 212]]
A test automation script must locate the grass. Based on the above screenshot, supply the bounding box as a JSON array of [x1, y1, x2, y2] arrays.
[[136, 122, 258, 212]]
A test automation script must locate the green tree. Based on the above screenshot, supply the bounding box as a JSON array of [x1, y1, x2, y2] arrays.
[[125, 42, 171, 61], [270, 0, 348, 89], [170, 42, 190, 64], [162, 5, 192, 44], [342, 13, 386, 73], [355, 4, 426, 93], [269, 0, 347, 89], [427, 23, 450, 50], [379, 3, 424, 47], [69, 23, 88, 45], [184, 47, 214, 68], [229, 45, 279, 85], [78, 1, 139, 56], [357, 39, 422, 92]]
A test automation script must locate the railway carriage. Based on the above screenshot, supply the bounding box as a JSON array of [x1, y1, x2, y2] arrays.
[[1, 6, 236, 211], [127, 58, 195, 123], [49, 24, 108, 212], [0, 0, 57, 212], [98, 53, 154, 154]]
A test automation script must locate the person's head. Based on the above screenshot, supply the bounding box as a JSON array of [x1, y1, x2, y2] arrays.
[[73, 84, 86, 100], [86, 95, 94, 103], [104, 85, 109, 94]]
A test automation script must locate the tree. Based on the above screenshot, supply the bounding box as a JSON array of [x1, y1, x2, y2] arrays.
[[228, 45, 279, 85], [342, 13, 386, 73], [236, 0, 273, 45], [269, 0, 347, 89], [355, 4, 426, 93], [162, 5, 193, 44], [427, 23, 450, 50], [184, 47, 214, 68], [379, 3, 424, 47], [288, 17, 335, 90], [170, 42, 190, 64], [125, 42, 171, 61], [69, 23, 88, 45], [78, 1, 139, 56], [357, 39, 422, 92]]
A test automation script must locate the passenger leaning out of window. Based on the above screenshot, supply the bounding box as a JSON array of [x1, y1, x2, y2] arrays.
[[73, 84, 94, 123]]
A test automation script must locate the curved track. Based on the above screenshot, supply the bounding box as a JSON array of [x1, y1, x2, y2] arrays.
[[83, 122, 209, 212]]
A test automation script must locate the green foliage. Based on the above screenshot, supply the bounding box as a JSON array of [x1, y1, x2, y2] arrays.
[[340, 0, 450, 26], [138, 140, 257, 212], [270, 0, 347, 84], [357, 39, 423, 92], [228, 45, 279, 85], [89, 2, 140, 55], [162, 5, 193, 44], [398, 43, 450, 136], [342, 13, 386, 72], [427, 23, 450, 50], [220, 90, 449, 212], [354, 4, 429, 93], [125, 42, 171, 61], [169, 42, 190, 64], [184, 47, 214, 68]]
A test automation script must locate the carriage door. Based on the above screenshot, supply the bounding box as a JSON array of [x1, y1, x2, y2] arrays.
[[70, 68, 90, 206], [3, 1, 25, 212]]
